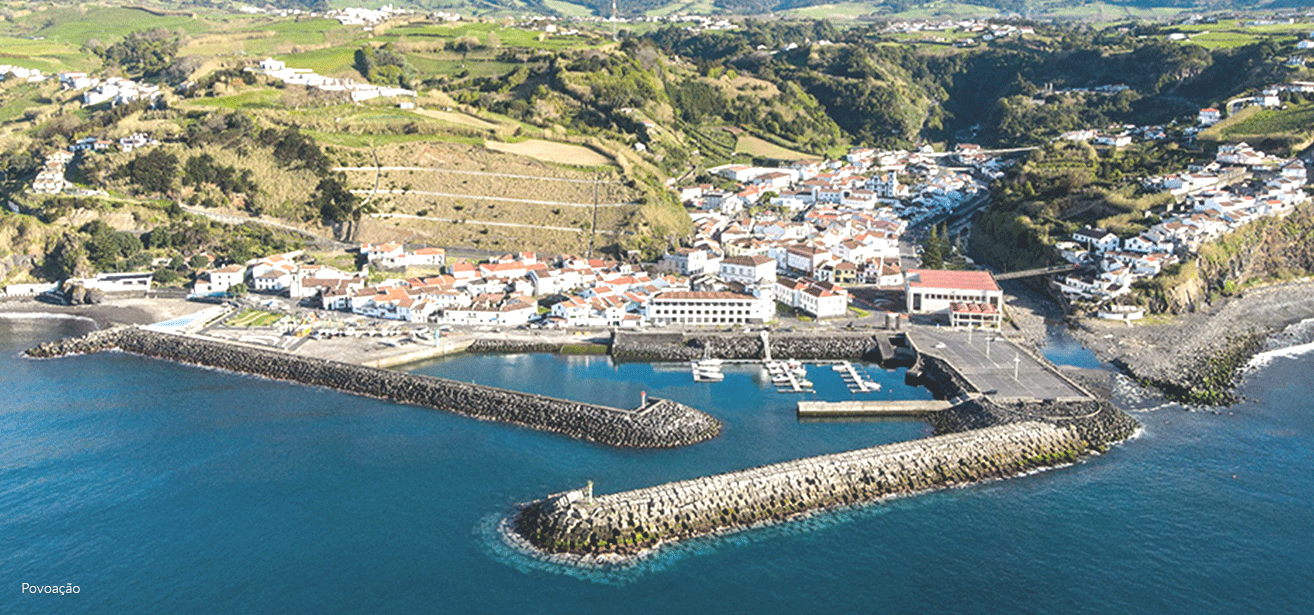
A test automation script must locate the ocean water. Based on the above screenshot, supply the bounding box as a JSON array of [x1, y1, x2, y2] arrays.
[[1041, 323, 1103, 369], [2, 318, 1312, 614]]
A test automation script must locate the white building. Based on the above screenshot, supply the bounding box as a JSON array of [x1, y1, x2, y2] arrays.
[[192, 265, 246, 295], [904, 269, 1002, 325], [645, 291, 772, 326], [718, 255, 776, 286]]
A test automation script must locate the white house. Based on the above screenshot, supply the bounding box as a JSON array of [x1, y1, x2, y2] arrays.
[[1072, 228, 1120, 253], [192, 264, 247, 295], [718, 255, 776, 286]]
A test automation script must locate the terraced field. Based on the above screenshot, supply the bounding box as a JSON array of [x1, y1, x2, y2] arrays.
[[342, 141, 642, 254]]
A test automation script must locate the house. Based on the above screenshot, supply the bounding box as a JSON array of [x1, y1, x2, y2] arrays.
[[862, 259, 903, 287], [797, 280, 849, 318], [662, 247, 714, 276], [815, 261, 858, 285], [1094, 134, 1133, 148], [192, 264, 247, 295], [1198, 108, 1222, 126], [718, 255, 776, 286], [1072, 228, 1120, 253], [904, 269, 1003, 325], [784, 244, 830, 275]]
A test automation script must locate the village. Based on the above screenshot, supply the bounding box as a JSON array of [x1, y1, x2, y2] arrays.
[[19, 127, 1308, 337], [1056, 141, 1308, 312]]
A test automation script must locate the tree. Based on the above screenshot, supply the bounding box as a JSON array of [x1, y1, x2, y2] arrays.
[[226, 282, 248, 297], [92, 29, 180, 80], [920, 224, 947, 270], [121, 149, 178, 194], [312, 175, 360, 224]]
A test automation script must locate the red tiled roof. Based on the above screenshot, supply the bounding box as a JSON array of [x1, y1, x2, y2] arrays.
[[656, 291, 757, 301], [950, 302, 998, 314], [907, 269, 999, 292]]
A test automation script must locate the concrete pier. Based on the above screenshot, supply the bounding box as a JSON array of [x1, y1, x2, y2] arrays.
[[797, 399, 954, 418]]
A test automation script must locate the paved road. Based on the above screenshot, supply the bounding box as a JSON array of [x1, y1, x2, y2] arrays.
[[911, 326, 1091, 401]]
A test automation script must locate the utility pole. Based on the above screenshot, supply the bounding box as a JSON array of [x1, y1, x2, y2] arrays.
[[611, 0, 618, 41], [587, 175, 599, 258]]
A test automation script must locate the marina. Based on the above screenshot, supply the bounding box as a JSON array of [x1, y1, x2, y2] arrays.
[[765, 359, 814, 393]]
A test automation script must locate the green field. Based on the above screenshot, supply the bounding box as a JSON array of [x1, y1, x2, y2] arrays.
[[186, 89, 285, 110], [1164, 19, 1310, 50], [735, 133, 819, 161], [228, 309, 285, 327], [20, 6, 210, 45], [1219, 103, 1314, 153], [542, 0, 596, 17]]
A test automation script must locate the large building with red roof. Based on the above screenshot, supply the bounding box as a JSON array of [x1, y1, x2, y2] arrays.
[[904, 269, 1003, 327]]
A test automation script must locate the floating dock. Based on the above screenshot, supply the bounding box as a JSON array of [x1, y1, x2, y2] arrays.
[[797, 399, 953, 418]]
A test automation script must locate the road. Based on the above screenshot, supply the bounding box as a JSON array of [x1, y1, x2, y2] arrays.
[[369, 212, 625, 235], [180, 206, 350, 248], [333, 167, 622, 185], [352, 189, 635, 208]]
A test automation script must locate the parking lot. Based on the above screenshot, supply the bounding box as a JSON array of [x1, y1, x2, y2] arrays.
[[912, 326, 1092, 401]]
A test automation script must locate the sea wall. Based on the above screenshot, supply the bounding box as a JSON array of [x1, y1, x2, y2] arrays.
[[611, 331, 887, 362], [27, 327, 721, 449], [513, 421, 1087, 557]]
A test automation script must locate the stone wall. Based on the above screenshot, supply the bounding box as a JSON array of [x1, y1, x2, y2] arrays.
[[27, 327, 722, 449], [611, 331, 887, 362], [514, 421, 1087, 557]]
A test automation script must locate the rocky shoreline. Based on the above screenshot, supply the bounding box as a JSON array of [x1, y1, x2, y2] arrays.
[[26, 327, 722, 449], [1071, 279, 1314, 404]]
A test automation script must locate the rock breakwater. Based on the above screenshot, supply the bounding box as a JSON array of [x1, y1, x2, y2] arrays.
[[513, 421, 1087, 557], [27, 327, 721, 449], [611, 331, 887, 362]]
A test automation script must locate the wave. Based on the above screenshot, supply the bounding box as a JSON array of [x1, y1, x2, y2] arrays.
[[0, 311, 98, 327], [1247, 340, 1314, 371]]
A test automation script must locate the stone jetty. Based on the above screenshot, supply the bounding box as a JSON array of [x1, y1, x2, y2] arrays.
[[513, 421, 1088, 557], [26, 327, 721, 449], [514, 328, 1138, 558]]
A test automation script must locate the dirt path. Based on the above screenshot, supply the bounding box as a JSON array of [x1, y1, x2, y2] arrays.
[[369, 213, 625, 235], [353, 189, 634, 208], [334, 167, 620, 185]]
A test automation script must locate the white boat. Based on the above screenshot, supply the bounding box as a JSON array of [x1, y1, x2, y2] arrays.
[[697, 371, 725, 382]]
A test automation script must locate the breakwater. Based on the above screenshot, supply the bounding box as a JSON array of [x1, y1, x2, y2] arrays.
[[611, 331, 892, 362], [26, 327, 721, 449], [513, 421, 1087, 557]]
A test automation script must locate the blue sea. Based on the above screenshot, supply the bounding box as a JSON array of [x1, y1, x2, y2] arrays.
[[3, 317, 1312, 614]]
